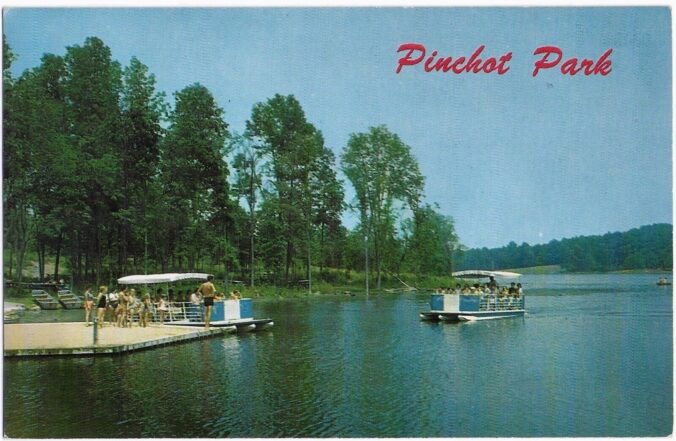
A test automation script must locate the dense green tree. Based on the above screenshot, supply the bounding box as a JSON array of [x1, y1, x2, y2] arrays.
[[246, 94, 329, 284], [117, 56, 166, 275], [63, 37, 123, 283], [3, 35, 32, 282], [256, 197, 287, 281], [341, 125, 424, 289], [231, 133, 264, 286], [400, 204, 459, 276], [24, 54, 75, 281], [160, 83, 230, 271], [310, 148, 345, 276]]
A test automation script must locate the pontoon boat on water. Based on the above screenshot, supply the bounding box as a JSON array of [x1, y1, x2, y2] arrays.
[[420, 270, 525, 321]]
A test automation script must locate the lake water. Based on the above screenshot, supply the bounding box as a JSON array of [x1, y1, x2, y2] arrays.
[[3, 274, 672, 437]]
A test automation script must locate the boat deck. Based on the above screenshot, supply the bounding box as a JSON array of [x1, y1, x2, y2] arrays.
[[4, 322, 227, 357]]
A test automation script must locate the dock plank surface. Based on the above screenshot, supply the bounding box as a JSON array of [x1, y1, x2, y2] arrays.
[[4, 323, 226, 357]]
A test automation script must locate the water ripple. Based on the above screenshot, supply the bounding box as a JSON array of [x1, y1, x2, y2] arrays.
[[4, 275, 673, 437]]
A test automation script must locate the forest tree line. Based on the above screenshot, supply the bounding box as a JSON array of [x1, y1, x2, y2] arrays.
[[455, 223, 673, 273], [3, 36, 460, 288]]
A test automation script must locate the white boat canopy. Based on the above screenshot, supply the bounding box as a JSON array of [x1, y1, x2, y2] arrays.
[[452, 270, 522, 279], [117, 273, 213, 285]]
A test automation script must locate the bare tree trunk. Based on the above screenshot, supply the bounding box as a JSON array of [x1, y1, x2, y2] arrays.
[[250, 233, 255, 288], [285, 240, 292, 283], [12, 204, 29, 284], [74, 231, 82, 284], [7, 246, 13, 279], [365, 233, 369, 296], [249, 158, 257, 288], [84, 250, 90, 281], [307, 221, 312, 295], [54, 231, 63, 280], [37, 239, 45, 281], [375, 230, 382, 289], [319, 224, 325, 276], [95, 218, 102, 286]]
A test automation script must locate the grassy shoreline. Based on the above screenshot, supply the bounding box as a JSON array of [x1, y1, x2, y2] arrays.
[[5, 265, 671, 306]]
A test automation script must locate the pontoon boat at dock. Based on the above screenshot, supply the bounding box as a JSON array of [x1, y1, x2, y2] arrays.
[[117, 273, 273, 331]]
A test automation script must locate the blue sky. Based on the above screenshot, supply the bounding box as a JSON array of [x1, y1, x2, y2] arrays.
[[3, 7, 672, 249]]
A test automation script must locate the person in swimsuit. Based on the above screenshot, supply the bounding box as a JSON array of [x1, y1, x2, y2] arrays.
[[116, 289, 129, 328], [139, 294, 151, 328], [108, 290, 119, 326], [197, 275, 216, 329], [96, 286, 108, 329], [83, 287, 94, 326], [127, 289, 139, 326]]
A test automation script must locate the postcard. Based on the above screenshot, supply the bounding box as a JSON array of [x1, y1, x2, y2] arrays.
[[2, 7, 672, 438]]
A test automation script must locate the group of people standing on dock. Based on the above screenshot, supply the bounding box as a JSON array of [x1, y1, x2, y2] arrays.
[[82, 275, 243, 329], [83, 286, 168, 329], [435, 279, 523, 297]]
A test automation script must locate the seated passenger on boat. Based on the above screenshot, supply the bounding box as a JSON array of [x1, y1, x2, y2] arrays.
[[190, 291, 201, 304]]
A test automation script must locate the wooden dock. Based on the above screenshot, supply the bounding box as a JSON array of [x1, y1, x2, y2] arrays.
[[4, 323, 228, 357]]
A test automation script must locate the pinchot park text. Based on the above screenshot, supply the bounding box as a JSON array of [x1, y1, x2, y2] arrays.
[[396, 43, 613, 77]]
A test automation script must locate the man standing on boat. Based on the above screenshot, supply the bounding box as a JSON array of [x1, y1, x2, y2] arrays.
[[197, 275, 216, 329], [488, 276, 498, 290]]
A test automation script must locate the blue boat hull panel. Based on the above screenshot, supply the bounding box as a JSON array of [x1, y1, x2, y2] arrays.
[[422, 293, 525, 322]]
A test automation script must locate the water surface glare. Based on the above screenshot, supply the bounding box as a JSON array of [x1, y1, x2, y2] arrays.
[[4, 274, 672, 437]]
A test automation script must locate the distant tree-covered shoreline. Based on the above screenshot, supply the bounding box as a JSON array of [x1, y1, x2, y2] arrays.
[[454, 224, 673, 273]]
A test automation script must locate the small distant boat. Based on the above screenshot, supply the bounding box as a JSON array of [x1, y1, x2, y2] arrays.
[[117, 273, 274, 331], [57, 290, 83, 309], [31, 290, 61, 310], [420, 270, 525, 322], [657, 277, 671, 286]]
